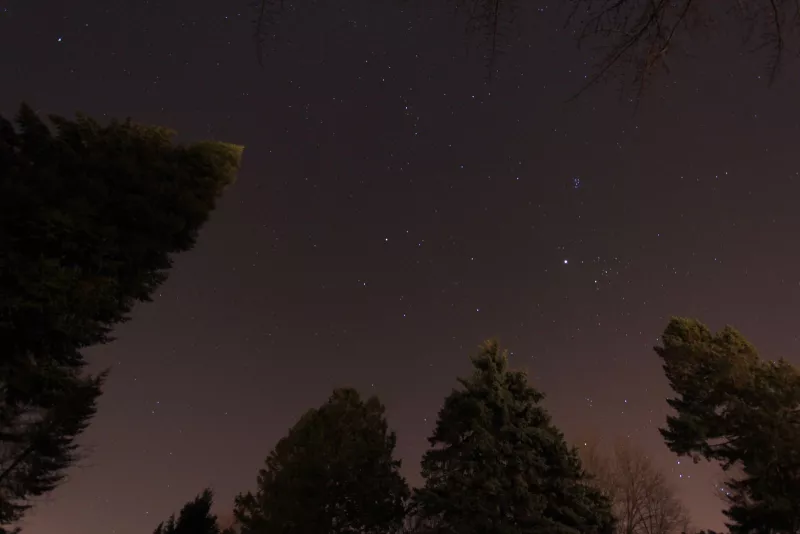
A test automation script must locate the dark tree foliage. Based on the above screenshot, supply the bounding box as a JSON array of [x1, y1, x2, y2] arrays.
[[0, 370, 103, 531], [657, 317, 800, 534], [253, 0, 800, 100], [0, 104, 242, 528], [233, 388, 410, 534], [401, 512, 441, 534], [414, 340, 615, 534], [154, 489, 222, 534], [1, 103, 242, 366]]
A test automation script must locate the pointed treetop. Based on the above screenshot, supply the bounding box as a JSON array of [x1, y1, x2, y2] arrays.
[[469, 338, 506, 373], [416, 338, 615, 534], [153, 488, 220, 534]]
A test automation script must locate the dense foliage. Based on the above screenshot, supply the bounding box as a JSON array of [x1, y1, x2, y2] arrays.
[[657, 317, 800, 534], [154, 489, 222, 534], [233, 388, 410, 534], [0, 103, 242, 529], [414, 340, 615, 534]]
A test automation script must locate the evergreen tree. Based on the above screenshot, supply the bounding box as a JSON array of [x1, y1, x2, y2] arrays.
[[154, 489, 222, 534], [415, 340, 615, 534], [657, 317, 800, 534], [0, 104, 242, 527], [233, 388, 409, 534]]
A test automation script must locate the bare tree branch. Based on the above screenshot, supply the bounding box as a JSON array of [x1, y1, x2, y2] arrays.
[[252, 0, 800, 101], [579, 439, 690, 534], [567, 0, 800, 101]]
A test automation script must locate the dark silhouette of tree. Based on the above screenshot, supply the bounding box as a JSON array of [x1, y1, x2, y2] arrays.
[[401, 513, 441, 534], [233, 388, 409, 534], [657, 317, 800, 534], [154, 489, 222, 534], [414, 339, 615, 534], [0, 104, 242, 528]]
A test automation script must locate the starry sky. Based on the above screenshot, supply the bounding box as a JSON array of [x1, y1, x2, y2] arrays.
[[2, 1, 800, 533]]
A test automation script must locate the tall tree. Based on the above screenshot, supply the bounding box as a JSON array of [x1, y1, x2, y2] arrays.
[[415, 339, 615, 534], [154, 489, 222, 534], [579, 439, 690, 534], [233, 388, 409, 534], [656, 317, 800, 534], [0, 104, 242, 528]]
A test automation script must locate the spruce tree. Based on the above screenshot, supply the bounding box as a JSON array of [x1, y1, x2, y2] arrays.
[[415, 340, 615, 534]]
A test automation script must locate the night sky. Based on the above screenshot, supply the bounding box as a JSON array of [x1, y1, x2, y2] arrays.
[[2, 1, 800, 533]]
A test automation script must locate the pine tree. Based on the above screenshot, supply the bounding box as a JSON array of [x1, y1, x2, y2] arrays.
[[154, 489, 222, 534], [0, 104, 242, 527], [415, 340, 615, 534], [233, 388, 409, 534], [657, 317, 800, 534]]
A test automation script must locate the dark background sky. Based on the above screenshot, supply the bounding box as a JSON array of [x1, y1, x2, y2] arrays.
[[2, 1, 800, 533]]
